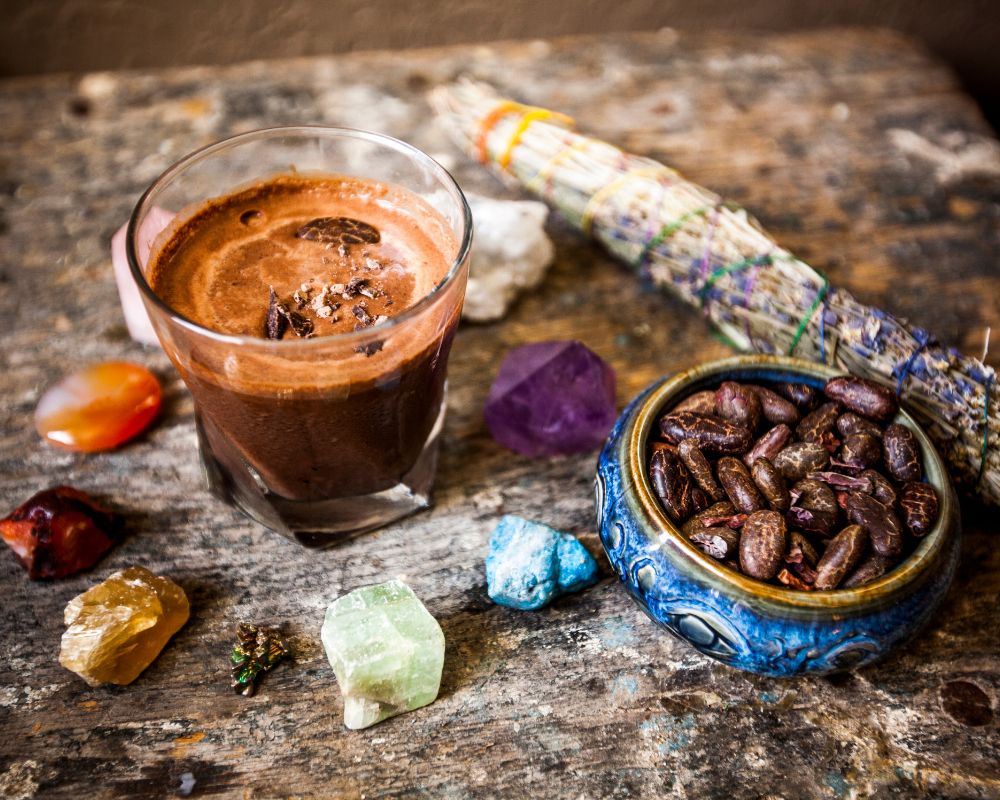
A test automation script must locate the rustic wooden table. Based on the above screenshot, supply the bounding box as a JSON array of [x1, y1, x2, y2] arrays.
[[1, 28, 998, 800]]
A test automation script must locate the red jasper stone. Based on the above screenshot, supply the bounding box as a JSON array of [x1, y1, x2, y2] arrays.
[[1, 486, 124, 579], [34, 362, 161, 452]]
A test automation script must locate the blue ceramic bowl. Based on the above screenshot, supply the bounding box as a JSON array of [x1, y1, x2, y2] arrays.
[[595, 355, 960, 676]]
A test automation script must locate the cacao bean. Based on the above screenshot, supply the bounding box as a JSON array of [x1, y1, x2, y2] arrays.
[[788, 478, 839, 536], [836, 412, 882, 439], [716, 382, 763, 431], [773, 381, 819, 408], [690, 528, 740, 560], [814, 525, 868, 589], [845, 492, 903, 558], [883, 423, 922, 482], [717, 457, 766, 514], [749, 385, 801, 425], [824, 375, 898, 422], [681, 501, 736, 538], [773, 442, 830, 482], [842, 552, 895, 588], [674, 390, 718, 416], [678, 439, 726, 502], [743, 424, 792, 467], [649, 448, 693, 522], [751, 457, 791, 512], [796, 401, 840, 444], [899, 482, 939, 537], [862, 469, 898, 508], [739, 510, 787, 579], [839, 432, 882, 469], [659, 411, 752, 454], [786, 531, 820, 567]]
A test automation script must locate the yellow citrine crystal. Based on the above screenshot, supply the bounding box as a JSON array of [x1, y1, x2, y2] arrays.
[[59, 566, 189, 686]]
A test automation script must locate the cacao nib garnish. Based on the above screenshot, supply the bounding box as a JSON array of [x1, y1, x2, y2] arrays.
[[264, 287, 314, 339], [344, 276, 368, 298], [295, 216, 380, 245], [352, 304, 375, 327], [265, 287, 287, 340]]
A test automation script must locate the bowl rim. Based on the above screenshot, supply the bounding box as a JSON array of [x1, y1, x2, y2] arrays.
[[628, 354, 956, 611]]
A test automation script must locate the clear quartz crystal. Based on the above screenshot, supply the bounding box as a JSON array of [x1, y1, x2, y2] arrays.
[[321, 580, 444, 729]]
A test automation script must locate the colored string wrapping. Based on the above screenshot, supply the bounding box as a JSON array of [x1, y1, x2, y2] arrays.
[[788, 274, 829, 357], [497, 109, 573, 170]]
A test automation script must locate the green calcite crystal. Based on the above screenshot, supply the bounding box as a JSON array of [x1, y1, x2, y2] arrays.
[[321, 580, 445, 730]]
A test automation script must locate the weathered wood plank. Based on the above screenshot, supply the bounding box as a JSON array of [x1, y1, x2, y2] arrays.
[[1, 28, 998, 800]]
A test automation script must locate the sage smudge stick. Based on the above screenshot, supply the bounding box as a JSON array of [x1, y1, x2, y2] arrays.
[[430, 80, 999, 507]]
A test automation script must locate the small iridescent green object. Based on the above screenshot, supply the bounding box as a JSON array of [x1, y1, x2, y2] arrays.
[[230, 622, 290, 696]]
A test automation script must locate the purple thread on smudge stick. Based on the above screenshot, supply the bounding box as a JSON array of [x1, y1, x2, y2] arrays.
[[698, 205, 721, 282]]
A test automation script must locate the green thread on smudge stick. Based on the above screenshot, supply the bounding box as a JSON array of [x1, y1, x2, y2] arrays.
[[633, 201, 740, 271], [788, 274, 830, 357]]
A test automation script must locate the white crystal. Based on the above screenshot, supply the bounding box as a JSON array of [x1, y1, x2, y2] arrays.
[[462, 193, 555, 322]]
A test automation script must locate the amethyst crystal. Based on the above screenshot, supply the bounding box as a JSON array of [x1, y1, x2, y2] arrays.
[[484, 341, 617, 457]]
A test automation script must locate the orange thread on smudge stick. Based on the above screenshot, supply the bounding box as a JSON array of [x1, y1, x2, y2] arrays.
[[497, 110, 574, 170], [475, 101, 527, 163]]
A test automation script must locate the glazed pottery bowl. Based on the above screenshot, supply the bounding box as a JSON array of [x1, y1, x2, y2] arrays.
[[595, 355, 960, 676]]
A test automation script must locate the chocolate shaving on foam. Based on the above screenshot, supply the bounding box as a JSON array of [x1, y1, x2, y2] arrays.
[[295, 216, 380, 245]]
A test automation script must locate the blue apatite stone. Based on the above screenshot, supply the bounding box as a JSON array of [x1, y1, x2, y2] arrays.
[[486, 515, 599, 610], [556, 533, 599, 594]]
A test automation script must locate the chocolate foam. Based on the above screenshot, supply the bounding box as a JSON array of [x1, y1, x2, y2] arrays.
[[147, 174, 462, 394]]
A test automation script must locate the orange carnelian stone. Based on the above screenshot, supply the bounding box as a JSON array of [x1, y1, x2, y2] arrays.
[[35, 362, 162, 452]]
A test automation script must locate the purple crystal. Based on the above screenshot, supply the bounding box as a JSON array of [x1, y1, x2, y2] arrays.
[[483, 341, 617, 457]]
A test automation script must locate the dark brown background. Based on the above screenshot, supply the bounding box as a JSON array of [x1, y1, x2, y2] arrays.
[[3, 0, 1000, 128]]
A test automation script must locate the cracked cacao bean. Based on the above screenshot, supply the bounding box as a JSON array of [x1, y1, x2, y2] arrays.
[[796, 401, 841, 445], [716, 382, 763, 431], [649, 447, 694, 522], [751, 457, 791, 512], [717, 457, 766, 514], [743, 424, 792, 468], [846, 492, 903, 558], [659, 411, 752, 454], [739, 510, 787, 579], [839, 432, 882, 469], [899, 482, 939, 537], [690, 528, 740, 560], [883, 423, 922, 482], [675, 390, 718, 416], [842, 552, 895, 588], [750, 385, 801, 426], [678, 439, 726, 502], [836, 412, 882, 439], [814, 525, 868, 590], [824, 376, 898, 422], [773, 442, 830, 482]]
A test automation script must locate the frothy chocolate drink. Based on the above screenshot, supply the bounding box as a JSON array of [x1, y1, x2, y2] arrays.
[[147, 174, 462, 514], [150, 174, 453, 341]]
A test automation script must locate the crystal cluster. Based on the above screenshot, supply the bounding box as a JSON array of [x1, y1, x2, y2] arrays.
[[486, 515, 600, 610], [321, 580, 444, 730], [35, 362, 162, 452], [1, 486, 123, 579], [462, 193, 554, 322], [483, 340, 617, 457], [59, 566, 189, 686], [230, 623, 290, 696]]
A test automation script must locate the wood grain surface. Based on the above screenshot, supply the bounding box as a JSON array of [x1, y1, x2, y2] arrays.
[[1, 28, 998, 800]]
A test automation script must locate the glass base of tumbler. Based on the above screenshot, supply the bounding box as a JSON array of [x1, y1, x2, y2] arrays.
[[197, 401, 445, 549]]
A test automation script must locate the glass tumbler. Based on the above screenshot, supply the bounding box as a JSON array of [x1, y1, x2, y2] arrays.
[[127, 127, 472, 547]]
